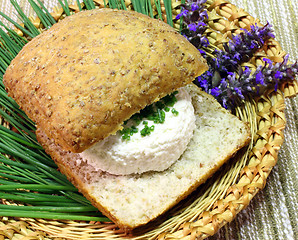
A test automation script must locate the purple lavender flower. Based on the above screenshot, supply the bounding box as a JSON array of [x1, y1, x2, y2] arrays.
[[178, 3, 296, 110], [205, 55, 298, 109], [234, 87, 244, 99], [255, 71, 265, 85], [274, 71, 283, 79], [196, 77, 209, 92], [215, 23, 275, 74], [195, 22, 280, 109], [176, 9, 189, 19], [199, 23, 274, 87], [191, 3, 200, 11], [263, 58, 273, 67], [210, 87, 221, 97], [188, 23, 198, 31], [176, 0, 209, 49], [250, 22, 275, 43]]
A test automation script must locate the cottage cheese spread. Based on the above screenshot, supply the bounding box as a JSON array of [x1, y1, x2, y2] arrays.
[[79, 87, 196, 175]]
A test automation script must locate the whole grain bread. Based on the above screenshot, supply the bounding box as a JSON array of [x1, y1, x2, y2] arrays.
[[3, 8, 208, 153], [36, 84, 251, 230]]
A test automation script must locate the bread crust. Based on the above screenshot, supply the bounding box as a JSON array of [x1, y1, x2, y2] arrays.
[[36, 84, 251, 230], [3, 8, 208, 153]]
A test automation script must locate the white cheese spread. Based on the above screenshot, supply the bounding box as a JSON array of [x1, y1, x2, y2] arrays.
[[79, 87, 196, 175]]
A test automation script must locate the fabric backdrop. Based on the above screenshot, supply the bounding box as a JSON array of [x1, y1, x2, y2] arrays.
[[0, 0, 297, 239]]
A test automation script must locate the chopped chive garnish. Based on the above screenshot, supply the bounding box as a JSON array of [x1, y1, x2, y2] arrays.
[[120, 91, 179, 140], [156, 108, 165, 123], [171, 108, 179, 116], [140, 124, 154, 136]]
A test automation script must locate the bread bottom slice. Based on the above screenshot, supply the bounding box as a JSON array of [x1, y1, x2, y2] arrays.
[[36, 84, 250, 230]]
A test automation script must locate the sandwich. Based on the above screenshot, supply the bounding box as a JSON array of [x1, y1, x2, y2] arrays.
[[3, 8, 251, 230]]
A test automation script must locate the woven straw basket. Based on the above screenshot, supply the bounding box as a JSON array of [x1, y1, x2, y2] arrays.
[[0, 0, 297, 239]]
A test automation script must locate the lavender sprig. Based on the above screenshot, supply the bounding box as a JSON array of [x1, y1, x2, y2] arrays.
[[177, 1, 297, 110], [195, 23, 283, 109], [207, 23, 275, 77], [241, 56, 297, 94], [221, 23, 275, 64], [202, 56, 298, 109], [176, 0, 209, 51]]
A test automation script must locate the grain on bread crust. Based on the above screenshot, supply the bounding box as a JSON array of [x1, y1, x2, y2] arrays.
[[36, 84, 251, 230], [3, 8, 208, 153]]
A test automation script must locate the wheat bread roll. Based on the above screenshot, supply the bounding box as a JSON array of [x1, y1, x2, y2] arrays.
[[3, 8, 250, 231], [3, 8, 208, 153], [36, 84, 251, 230]]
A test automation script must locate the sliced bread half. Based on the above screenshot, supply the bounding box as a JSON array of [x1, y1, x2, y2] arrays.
[[36, 84, 251, 230], [3, 8, 207, 153]]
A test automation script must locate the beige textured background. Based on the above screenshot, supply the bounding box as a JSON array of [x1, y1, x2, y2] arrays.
[[0, 0, 297, 239]]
